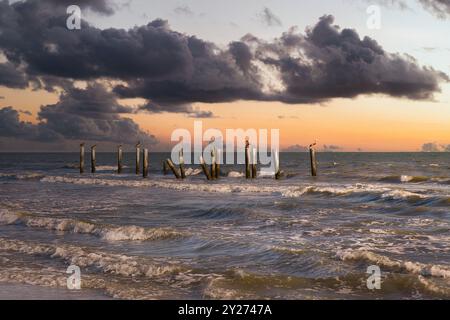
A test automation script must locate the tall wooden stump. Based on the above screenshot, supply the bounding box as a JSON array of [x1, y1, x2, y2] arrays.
[[117, 145, 123, 174], [79, 143, 85, 174], [210, 148, 216, 180], [90, 145, 96, 174], [179, 149, 186, 179], [309, 146, 317, 177], [215, 148, 221, 179], [199, 155, 212, 181], [251, 147, 257, 179], [274, 149, 281, 180], [245, 139, 251, 179], [143, 148, 149, 178], [135, 142, 141, 175], [166, 159, 181, 179], [163, 160, 168, 175]]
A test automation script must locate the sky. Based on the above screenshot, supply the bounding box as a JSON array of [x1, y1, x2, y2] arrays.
[[0, 0, 449, 152]]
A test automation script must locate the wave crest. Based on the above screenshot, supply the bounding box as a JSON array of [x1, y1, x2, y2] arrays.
[[0, 209, 185, 242]]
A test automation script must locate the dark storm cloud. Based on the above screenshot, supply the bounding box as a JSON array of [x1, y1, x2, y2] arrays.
[[0, 106, 59, 142], [256, 15, 448, 102], [0, 62, 28, 88], [138, 101, 215, 118], [0, 84, 158, 145], [229, 41, 254, 74], [0, 1, 447, 109]]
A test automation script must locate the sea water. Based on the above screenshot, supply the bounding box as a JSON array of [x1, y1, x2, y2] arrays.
[[0, 152, 448, 299]]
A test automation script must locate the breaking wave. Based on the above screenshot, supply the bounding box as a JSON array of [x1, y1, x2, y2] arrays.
[[0, 209, 186, 241], [40, 176, 449, 206], [0, 238, 184, 278], [0, 172, 45, 180], [336, 249, 450, 279]]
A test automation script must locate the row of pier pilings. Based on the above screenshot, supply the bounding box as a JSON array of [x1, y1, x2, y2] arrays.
[[79, 140, 318, 180]]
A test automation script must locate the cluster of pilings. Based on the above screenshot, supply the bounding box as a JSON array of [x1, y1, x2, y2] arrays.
[[79, 142, 151, 177], [79, 140, 319, 180]]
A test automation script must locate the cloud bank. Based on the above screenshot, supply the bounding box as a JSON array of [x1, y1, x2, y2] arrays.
[[0, 0, 448, 147]]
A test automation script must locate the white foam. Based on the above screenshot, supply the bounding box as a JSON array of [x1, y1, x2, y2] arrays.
[[336, 249, 450, 279], [400, 175, 413, 183], [40, 176, 446, 203], [184, 168, 202, 176], [0, 209, 185, 241], [0, 172, 45, 180], [227, 171, 244, 178], [0, 238, 183, 278]]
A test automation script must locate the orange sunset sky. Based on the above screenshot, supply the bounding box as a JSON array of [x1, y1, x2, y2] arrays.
[[2, 85, 449, 152]]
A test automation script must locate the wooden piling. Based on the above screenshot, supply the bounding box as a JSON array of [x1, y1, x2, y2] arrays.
[[163, 160, 168, 175], [90, 145, 96, 174], [79, 143, 85, 174], [210, 148, 216, 180], [215, 148, 221, 179], [199, 155, 212, 181], [179, 149, 186, 179], [117, 145, 123, 174], [135, 142, 141, 175], [245, 139, 251, 179], [309, 143, 317, 177], [142, 148, 148, 178], [166, 159, 181, 179], [251, 147, 257, 179], [274, 149, 281, 180]]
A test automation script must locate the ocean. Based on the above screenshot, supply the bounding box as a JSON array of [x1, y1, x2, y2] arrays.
[[0, 152, 449, 299]]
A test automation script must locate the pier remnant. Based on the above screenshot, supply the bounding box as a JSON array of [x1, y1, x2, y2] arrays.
[[79, 143, 85, 174], [210, 148, 216, 180], [163, 160, 168, 175], [309, 142, 317, 177], [245, 138, 251, 179], [274, 149, 281, 180], [135, 142, 141, 175], [200, 155, 212, 181], [179, 148, 186, 179], [166, 159, 181, 179], [117, 145, 123, 174], [251, 147, 257, 179], [215, 149, 221, 179], [143, 148, 149, 178], [90, 145, 96, 174]]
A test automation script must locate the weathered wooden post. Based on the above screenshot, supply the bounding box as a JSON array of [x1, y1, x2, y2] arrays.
[[90, 145, 96, 174], [143, 148, 149, 178], [199, 155, 212, 181], [179, 148, 186, 179], [165, 159, 181, 179], [245, 138, 251, 179], [117, 145, 123, 174], [251, 147, 257, 179], [215, 148, 221, 179], [210, 148, 216, 180], [79, 143, 85, 174], [274, 149, 281, 180], [163, 160, 168, 175], [309, 142, 317, 177], [135, 142, 141, 175]]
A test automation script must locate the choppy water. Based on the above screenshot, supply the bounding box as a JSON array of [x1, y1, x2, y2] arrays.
[[0, 152, 449, 299]]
